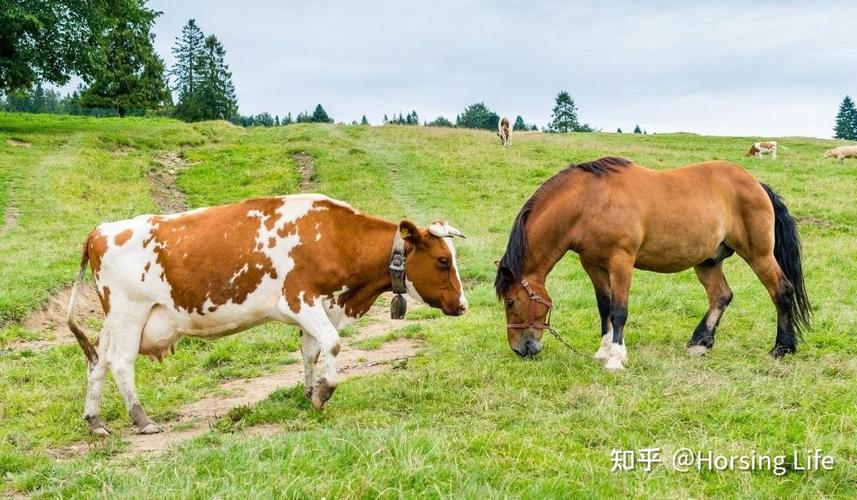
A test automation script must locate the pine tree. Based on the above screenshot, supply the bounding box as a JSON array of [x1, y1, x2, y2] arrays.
[[282, 112, 292, 125], [833, 95, 857, 140], [548, 90, 581, 133], [617, 127, 622, 133], [513, 116, 527, 131], [194, 34, 238, 120], [633, 124, 642, 134], [78, 13, 170, 117], [171, 20, 205, 103], [312, 104, 332, 123], [361, 115, 369, 125]]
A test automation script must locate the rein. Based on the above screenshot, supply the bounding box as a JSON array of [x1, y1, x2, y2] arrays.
[[389, 229, 408, 319], [506, 278, 579, 354]]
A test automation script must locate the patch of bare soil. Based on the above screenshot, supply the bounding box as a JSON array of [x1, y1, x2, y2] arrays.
[[49, 300, 424, 459], [148, 152, 190, 214], [6, 285, 103, 353], [3, 206, 18, 232], [5, 138, 31, 148], [293, 152, 317, 190]]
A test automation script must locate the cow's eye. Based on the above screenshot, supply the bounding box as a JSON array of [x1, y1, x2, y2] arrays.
[[438, 257, 449, 269]]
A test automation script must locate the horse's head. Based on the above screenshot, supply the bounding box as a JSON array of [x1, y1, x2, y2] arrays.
[[495, 265, 552, 357], [399, 220, 468, 316]]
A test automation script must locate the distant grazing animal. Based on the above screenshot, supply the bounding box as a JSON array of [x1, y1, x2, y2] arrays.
[[68, 194, 467, 436], [496, 157, 810, 371], [498, 117, 511, 146], [823, 145, 857, 163], [747, 141, 778, 159]]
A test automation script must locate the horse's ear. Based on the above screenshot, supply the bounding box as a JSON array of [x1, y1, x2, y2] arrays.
[[398, 220, 422, 246], [494, 260, 501, 269]]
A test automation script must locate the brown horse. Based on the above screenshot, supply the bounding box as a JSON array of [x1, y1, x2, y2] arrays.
[[495, 157, 810, 370]]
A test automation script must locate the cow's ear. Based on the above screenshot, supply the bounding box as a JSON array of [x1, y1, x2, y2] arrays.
[[398, 220, 422, 246]]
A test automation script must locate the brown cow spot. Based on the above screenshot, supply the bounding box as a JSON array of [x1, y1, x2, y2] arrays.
[[99, 286, 111, 315], [146, 198, 284, 314], [114, 228, 133, 246], [88, 229, 109, 280]]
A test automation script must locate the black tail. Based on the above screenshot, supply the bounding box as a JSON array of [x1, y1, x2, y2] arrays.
[[760, 183, 811, 337]]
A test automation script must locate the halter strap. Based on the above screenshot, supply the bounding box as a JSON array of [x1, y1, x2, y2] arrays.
[[506, 278, 553, 331]]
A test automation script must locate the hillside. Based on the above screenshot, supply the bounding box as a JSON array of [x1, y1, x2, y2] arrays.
[[1, 113, 855, 496]]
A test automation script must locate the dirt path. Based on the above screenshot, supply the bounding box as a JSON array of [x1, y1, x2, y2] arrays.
[[148, 152, 190, 214], [49, 299, 424, 459], [293, 152, 317, 190], [2, 205, 18, 233]]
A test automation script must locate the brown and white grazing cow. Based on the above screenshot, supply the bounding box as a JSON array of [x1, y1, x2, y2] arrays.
[[746, 141, 778, 160], [823, 145, 857, 163], [67, 194, 467, 436], [498, 117, 511, 146]]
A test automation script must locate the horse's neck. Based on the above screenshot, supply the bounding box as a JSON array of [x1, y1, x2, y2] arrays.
[[522, 187, 582, 281]]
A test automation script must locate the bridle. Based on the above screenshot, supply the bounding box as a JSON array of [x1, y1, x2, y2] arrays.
[[506, 279, 553, 331], [505, 278, 579, 353]]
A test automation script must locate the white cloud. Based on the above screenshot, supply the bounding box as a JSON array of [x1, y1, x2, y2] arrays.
[[139, 0, 857, 136]]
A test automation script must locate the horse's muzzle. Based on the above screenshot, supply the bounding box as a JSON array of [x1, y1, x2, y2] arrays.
[[513, 334, 542, 357]]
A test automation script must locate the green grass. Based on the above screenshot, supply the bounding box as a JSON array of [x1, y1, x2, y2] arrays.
[[1, 113, 856, 497]]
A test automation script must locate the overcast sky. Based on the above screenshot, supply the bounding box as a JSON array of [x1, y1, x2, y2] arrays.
[[142, 0, 856, 138]]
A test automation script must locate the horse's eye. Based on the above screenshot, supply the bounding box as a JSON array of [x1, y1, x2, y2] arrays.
[[505, 298, 515, 308], [438, 257, 449, 269]]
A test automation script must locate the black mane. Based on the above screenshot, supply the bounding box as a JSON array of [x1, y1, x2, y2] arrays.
[[494, 157, 631, 297]]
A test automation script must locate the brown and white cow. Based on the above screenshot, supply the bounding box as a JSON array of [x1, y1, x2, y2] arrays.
[[746, 141, 778, 159], [498, 117, 511, 146], [823, 145, 857, 163], [67, 194, 467, 436]]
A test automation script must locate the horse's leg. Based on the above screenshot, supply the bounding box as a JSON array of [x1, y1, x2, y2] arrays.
[[687, 263, 733, 356], [745, 254, 797, 357], [300, 329, 321, 399], [604, 256, 633, 370], [582, 261, 612, 360]]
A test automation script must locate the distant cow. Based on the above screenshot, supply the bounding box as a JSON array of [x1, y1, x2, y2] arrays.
[[68, 194, 467, 436], [498, 117, 511, 146], [823, 145, 857, 163], [747, 141, 778, 159]]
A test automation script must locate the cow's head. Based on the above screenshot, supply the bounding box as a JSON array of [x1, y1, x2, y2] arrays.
[[746, 145, 759, 156], [398, 220, 468, 316]]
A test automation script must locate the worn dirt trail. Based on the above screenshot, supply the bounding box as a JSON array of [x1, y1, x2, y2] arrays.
[[49, 299, 424, 458]]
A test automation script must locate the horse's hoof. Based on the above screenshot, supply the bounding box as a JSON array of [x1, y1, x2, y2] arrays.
[[604, 358, 625, 371], [686, 345, 709, 357], [91, 426, 111, 437], [769, 345, 796, 359], [593, 345, 611, 361], [310, 377, 336, 411], [139, 423, 162, 434]]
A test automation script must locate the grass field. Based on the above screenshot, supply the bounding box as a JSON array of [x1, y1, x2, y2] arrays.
[[1, 112, 855, 497]]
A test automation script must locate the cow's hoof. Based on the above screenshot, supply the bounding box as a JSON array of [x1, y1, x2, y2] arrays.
[[310, 377, 336, 411], [139, 423, 162, 434], [90, 426, 111, 437], [686, 345, 709, 357]]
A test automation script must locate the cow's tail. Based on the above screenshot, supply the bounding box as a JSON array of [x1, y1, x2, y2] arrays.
[[760, 183, 811, 338], [68, 235, 99, 365]]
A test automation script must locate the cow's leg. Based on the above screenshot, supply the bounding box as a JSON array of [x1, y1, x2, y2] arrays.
[[284, 303, 342, 410], [105, 301, 160, 434], [83, 326, 111, 436], [772, 149, 777, 160], [300, 329, 321, 399]]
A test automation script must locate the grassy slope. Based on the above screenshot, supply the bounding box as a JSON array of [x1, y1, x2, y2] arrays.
[[1, 113, 855, 497]]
